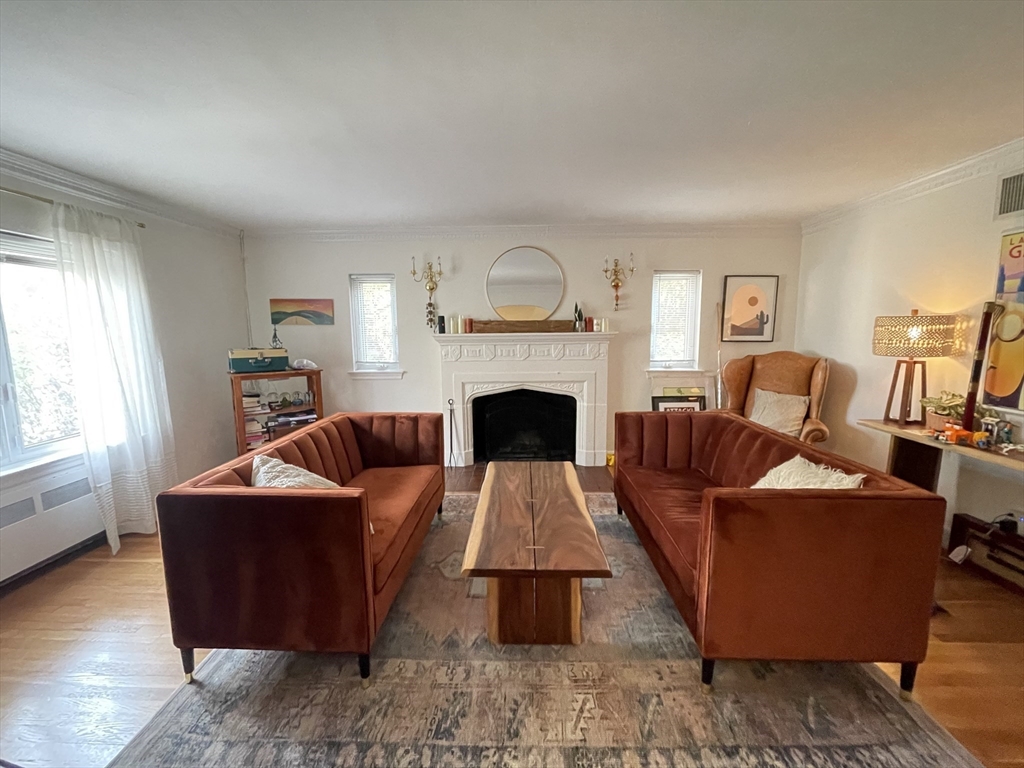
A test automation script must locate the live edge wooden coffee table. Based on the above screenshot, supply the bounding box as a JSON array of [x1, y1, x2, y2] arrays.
[[461, 461, 612, 645]]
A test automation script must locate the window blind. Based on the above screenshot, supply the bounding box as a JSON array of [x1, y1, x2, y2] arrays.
[[650, 271, 701, 369], [349, 274, 399, 371]]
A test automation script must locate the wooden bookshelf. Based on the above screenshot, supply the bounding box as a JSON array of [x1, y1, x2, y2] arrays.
[[229, 369, 324, 456]]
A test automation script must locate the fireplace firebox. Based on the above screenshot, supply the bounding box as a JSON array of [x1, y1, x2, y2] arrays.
[[472, 389, 576, 462]]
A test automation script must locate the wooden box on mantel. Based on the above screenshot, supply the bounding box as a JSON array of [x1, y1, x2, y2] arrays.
[[470, 320, 576, 333]]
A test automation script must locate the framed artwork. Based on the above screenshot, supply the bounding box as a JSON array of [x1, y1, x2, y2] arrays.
[[652, 395, 706, 412], [983, 230, 1024, 411], [721, 275, 778, 342], [270, 298, 335, 326]]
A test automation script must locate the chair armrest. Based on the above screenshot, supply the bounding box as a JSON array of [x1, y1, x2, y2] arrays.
[[695, 487, 944, 663], [156, 486, 376, 654], [799, 417, 829, 444]]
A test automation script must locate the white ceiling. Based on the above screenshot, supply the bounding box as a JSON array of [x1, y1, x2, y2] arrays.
[[1, 0, 1022, 231]]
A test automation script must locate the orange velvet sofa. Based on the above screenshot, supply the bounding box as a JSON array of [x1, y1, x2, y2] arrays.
[[614, 410, 945, 697], [156, 412, 444, 685]]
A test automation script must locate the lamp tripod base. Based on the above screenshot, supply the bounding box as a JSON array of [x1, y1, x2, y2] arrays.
[[883, 358, 928, 427]]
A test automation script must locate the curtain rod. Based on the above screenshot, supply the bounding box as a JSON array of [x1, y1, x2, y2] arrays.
[[0, 186, 146, 228]]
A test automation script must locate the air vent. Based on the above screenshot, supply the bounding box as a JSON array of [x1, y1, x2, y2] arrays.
[[998, 172, 1024, 216], [0, 498, 36, 529], [40, 478, 92, 510]]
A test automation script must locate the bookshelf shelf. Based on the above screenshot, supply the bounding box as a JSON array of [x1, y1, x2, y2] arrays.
[[229, 369, 324, 456]]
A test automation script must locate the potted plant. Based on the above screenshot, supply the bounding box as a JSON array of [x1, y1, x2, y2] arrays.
[[920, 391, 996, 431]]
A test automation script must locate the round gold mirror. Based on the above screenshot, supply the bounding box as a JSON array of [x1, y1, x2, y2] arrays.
[[485, 247, 564, 321]]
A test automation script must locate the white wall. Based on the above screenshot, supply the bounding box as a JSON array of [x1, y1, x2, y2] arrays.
[[0, 175, 250, 482], [243, 230, 803, 445], [795, 141, 1024, 527]]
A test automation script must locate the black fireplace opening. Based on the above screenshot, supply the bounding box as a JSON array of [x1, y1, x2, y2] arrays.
[[472, 389, 576, 462]]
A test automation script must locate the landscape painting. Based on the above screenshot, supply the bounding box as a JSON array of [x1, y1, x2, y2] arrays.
[[721, 275, 778, 342], [270, 298, 335, 326]]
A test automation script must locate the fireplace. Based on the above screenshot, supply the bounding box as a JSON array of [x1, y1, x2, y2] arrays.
[[434, 331, 614, 465], [472, 389, 576, 462]]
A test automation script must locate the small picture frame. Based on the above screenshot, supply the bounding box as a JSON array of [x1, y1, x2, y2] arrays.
[[721, 275, 779, 342], [652, 395, 706, 412]]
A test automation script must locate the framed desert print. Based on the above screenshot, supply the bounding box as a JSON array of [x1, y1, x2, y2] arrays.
[[652, 395, 705, 412], [721, 275, 778, 342]]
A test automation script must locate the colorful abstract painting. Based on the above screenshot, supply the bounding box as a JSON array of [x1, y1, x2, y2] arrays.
[[269, 298, 335, 326], [983, 231, 1024, 411], [721, 275, 778, 342]]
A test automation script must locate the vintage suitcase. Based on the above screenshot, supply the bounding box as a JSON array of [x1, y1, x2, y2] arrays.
[[228, 348, 289, 374]]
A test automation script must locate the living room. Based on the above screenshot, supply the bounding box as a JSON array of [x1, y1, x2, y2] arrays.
[[0, 1, 1022, 767]]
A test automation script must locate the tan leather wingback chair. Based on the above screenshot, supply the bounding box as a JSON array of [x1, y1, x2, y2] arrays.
[[721, 351, 830, 444]]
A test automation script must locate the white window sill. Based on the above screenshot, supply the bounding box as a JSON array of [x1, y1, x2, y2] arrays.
[[645, 366, 703, 373], [348, 370, 407, 380], [0, 445, 85, 487]]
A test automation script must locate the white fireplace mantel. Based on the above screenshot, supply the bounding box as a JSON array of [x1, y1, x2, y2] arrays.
[[434, 332, 615, 466]]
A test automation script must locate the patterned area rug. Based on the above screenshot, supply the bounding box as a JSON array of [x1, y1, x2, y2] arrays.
[[109, 493, 979, 767]]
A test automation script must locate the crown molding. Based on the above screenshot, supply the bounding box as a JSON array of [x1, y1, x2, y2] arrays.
[[0, 148, 238, 236], [247, 221, 801, 243], [801, 138, 1024, 235]]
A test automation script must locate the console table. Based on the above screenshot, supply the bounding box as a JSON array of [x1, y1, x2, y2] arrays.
[[857, 419, 1024, 493]]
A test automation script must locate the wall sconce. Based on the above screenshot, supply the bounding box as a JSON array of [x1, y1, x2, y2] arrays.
[[411, 256, 444, 328], [602, 253, 636, 311]]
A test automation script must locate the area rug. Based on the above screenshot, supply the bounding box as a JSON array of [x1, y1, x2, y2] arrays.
[[109, 492, 979, 767]]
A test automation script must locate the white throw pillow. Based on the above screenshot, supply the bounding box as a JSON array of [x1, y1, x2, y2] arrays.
[[748, 388, 810, 437], [752, 455, 865, 490], [251, 454, 342, 490], [250, 454, 374, 533]]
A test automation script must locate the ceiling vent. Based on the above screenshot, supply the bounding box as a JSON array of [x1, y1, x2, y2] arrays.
[[996, 172, 1024, 217]]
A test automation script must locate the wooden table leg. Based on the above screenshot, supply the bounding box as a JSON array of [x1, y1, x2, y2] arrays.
[[487, 576, 582, 645]]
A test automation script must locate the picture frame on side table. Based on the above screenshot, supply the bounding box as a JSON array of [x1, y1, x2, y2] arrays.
[[652, 395, 706, 412], [721, 275, 778, 342]]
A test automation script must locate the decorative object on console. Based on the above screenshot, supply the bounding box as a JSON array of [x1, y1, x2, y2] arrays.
[[437, 315, 445, 334], [269, 298, 334, 326], [602, 253, 635, 311], [470, 319, 575, 333], [721, 275, 778, 341], [651, 395, 705, 411], [721, 351, 829, 444], [872, 309, 957, 426], [574, 303, 584, 331], [963, 300, 1004, 430], [983, 230, 1024, 411], [920, 390, 997, 432], [411, 256, 444, 329], [486, 247, 563, 320]]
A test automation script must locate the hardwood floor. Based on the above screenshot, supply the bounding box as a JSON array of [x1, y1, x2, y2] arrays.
[[0, 465, 1020, 767]]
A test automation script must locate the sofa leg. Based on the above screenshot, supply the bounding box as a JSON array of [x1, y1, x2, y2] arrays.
[[437, 503, 443, 517], [180, 648, 195, 683], [899, 662, 917, 701], [617, 504, 623, 515], [700, 657, 715, 694], [359, 653, 371, 689]]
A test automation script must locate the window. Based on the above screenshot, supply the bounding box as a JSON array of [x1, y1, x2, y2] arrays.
[[349, 274, 400, 373], [650, 270, 701, 369], [0, 232, 81, 465]]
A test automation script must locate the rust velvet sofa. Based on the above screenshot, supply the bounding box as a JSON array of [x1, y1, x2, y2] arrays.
[[614, 410, 945, 698], [156, 412, 444, 685]]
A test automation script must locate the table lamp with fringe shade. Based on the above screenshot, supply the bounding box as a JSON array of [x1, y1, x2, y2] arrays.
[[872, 309, 957, 426]]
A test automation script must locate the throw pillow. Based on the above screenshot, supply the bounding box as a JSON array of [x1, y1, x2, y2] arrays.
[[748, 388, 810, 437], [752, 455, 865, 490], [251, 454, 341, 489], [250, 454, 374, 533]]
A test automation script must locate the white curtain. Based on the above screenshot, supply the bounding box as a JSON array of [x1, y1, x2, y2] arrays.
[[53, 204, 178, 554]]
